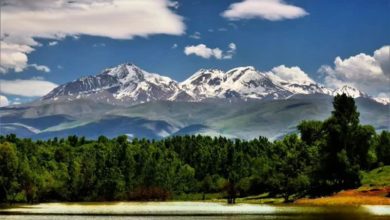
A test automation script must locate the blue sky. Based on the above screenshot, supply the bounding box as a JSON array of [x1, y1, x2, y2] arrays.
[[0, 0, 389, 105]]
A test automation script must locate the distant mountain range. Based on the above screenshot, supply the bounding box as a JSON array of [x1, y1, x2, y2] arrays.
[[42, 63, 386, 105], [1, 63, 389, 140]]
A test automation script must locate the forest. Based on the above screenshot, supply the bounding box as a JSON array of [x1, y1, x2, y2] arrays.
[[0, 94, 389, 204]]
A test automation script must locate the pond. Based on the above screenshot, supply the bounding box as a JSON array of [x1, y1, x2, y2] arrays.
[[1, 202, 389, 220]]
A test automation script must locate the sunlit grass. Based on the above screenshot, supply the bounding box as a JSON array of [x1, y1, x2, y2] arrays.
[[361, 166, 390, 187]]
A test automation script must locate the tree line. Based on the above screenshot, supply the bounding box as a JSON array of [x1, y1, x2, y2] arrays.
[[0, 94, 389, 204]]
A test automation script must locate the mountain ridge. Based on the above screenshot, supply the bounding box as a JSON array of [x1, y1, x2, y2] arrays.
[[41, 63, 389, 105]]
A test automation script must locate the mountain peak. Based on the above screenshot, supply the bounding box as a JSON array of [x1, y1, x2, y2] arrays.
[[226, 66, 256, 74], [102, 63, 144, 80], [333, 85, 367, 98]]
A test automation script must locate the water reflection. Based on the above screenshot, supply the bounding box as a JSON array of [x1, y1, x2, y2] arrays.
[[0, 202, 389, 220]]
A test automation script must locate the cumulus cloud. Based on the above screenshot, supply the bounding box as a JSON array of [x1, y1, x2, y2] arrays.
[[184, 43, 237, 59], [0, 41, 33, 73], [320, 45, 390, 98], [0, 79, 58, 97], [0, 0, 185, 73], [0, 95, 10, 107], [222, 0, 308, 21], [374, 46, 390, 77], [267, 65, 315, 84], [0, 41, 51, 73], [184, 44, 222, 59]]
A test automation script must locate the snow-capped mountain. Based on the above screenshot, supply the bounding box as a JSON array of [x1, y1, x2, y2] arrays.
[[180, 66, 292, 100], [43, 63, 189, 104], [332, 85, 368, 98], [42, 63, 388, 105]]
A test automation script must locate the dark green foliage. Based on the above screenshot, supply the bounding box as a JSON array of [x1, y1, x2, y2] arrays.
[[375, 131, 390, 165], [0, 94, 387, 203], [298, 120, 323, 146], [311, 94, 377, 192], [0, 142, 19, 202], [266, 135, 315, 201]]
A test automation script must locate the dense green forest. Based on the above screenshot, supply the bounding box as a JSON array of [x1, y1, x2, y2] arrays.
[[0, 94, 389, 204]]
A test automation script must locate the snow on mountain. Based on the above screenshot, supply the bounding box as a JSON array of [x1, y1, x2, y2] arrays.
[[107, 64, 180, 101], [42, 63, 388, 105], [180, 66, 292, 100], [222, 66, 291, 99], [373, 96, 390, 105], [180, 68, 225, 100], [278, 82, 333, 95], [332, 85, 368, 98], [43, 63, 186, 104]]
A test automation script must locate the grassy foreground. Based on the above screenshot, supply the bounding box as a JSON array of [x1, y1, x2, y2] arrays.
[[295, 166, 390, 205]]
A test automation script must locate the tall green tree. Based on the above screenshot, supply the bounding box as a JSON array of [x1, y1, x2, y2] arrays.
[[0, 142, 19, 202], [318, 94, 372, 192]]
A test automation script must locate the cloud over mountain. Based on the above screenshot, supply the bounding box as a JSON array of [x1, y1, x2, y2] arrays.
[[266, 65, 315, 84], [0, 0, 185, 73], [320, 45, 390, 98]]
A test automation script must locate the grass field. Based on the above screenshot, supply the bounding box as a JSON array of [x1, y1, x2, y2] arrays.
[[361, 166, 390, 188]]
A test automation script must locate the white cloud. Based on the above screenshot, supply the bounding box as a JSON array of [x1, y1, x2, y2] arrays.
[[184, 44, 222, 59], [267, 65, 315, 84], [0, 0, 185, 73], [0, 79, 58, 97], [29, 64, 51, 72], [189, 32, 201, 39], [320, 45, 390, 98], [0, 41, 33, 73], [222, 0, 308, 21], [0, 41, 50, 73], [0, 95, 10, 107], [374, 45, 390, 77], [48, 41, 58, 46], [171, 43, 178, 49], [184, 43, 237, 60]]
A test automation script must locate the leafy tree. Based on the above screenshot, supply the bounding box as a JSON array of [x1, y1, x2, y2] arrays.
[[317, 94, 374, 192], [0, 142, 19, 202], [267, 135, 313, 201]]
